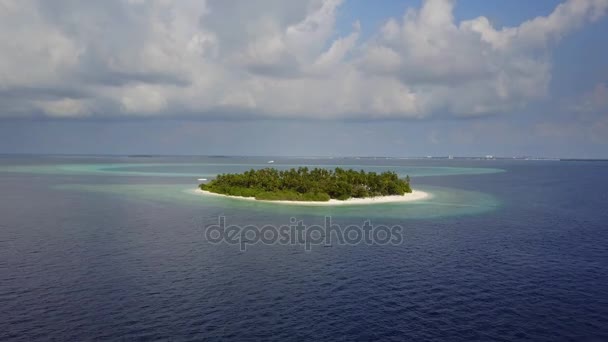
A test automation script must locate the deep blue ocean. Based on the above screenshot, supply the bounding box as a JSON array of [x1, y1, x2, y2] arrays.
[[1, 156, 607, 341]]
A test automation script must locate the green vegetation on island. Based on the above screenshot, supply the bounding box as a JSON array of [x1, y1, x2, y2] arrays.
[[199, 167, 412, 202]]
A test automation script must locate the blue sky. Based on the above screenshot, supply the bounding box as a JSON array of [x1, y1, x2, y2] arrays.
[[0, 0, 607, 158], [340, 0, 565, 35]]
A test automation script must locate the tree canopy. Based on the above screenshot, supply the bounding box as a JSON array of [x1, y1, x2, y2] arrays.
[[199, 167, 412, 201]]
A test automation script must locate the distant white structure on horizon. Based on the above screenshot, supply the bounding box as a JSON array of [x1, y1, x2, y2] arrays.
[[267, 160, 275, 164]]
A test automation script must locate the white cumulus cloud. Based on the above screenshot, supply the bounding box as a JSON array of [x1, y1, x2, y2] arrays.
[[0, 0, 606, 119]]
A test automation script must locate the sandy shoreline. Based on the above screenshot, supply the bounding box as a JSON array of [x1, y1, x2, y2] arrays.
[[192, 188, 430, 206]]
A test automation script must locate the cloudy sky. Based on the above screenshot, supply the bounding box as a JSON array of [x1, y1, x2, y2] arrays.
[[1, 0, 607, 157]]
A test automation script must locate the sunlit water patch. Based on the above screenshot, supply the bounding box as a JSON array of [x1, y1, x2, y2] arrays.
[[5, 161, 502, 219], [1, 162, 503, 178], [55, 183, 499, 220]]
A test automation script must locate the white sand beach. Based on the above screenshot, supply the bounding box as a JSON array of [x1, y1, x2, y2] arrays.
[[193, 188, 430, 206]]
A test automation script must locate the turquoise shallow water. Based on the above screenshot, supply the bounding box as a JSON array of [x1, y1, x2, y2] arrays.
[[1, 161, 503, 219], [0, 162, 503, 178], [55, 183, 499, 219]]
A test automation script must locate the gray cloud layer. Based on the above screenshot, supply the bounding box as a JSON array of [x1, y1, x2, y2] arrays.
[[0, 0, 607, 119]]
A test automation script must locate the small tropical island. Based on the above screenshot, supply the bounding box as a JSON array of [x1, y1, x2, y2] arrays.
[[197, 167, 429, 205]]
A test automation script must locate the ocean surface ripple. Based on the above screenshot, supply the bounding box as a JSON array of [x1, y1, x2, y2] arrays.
[[1, 157, 607, 341]]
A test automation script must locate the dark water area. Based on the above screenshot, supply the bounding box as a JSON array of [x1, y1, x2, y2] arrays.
[[1, 156, 607, 341]]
